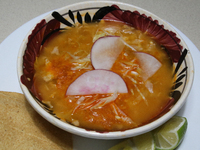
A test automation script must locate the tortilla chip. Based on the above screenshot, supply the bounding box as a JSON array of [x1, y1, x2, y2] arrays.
[[0, 91, 72, 150]]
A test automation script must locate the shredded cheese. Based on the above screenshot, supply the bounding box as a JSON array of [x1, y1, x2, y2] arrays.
[[90, 92, 118, 110]]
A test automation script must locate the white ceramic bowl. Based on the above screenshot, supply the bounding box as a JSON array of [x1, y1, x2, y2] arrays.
[[17, 1, 194, 139]]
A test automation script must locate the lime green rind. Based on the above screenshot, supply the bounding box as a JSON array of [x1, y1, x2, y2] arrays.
[[154, 116, 188, 150], [132, 132, 156, 150], [108, 139, 135, 150]]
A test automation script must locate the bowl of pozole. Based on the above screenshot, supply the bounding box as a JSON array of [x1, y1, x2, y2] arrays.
[[17, 1, 194, 139]]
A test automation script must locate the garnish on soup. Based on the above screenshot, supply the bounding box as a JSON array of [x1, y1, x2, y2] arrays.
[[33, 20, 175, 131]]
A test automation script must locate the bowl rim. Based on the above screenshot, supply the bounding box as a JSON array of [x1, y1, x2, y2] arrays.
[[17, 0, 194, 139]]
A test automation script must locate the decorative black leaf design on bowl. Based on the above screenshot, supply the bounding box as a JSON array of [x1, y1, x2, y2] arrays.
[[68, 10, 75, 23], [171, 49, 188, 102], [52, 11, 74, 27], [77, 11, 83, 24]]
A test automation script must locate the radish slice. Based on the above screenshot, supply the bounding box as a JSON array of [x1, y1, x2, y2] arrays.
[[135, 52, 162, 81], [66, 70, 128, 95], [91, 36, 125, 70]]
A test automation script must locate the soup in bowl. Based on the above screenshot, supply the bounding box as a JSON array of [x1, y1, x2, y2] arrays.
[[17, 1, 194, 139]]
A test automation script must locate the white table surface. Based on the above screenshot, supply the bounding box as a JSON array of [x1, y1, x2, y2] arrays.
[[1, 0, 200, 149]]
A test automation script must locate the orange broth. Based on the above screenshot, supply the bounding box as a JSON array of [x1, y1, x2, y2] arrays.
[[34, 21, 174, 131]]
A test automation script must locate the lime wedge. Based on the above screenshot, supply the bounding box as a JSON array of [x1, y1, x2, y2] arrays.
[[108, 139, 136, 150], [132, 132, 155, 150], [153, 116, 188, 150], [108, 132, 155, 150]]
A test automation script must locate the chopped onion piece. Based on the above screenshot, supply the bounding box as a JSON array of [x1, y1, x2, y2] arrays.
[[91, 36, 125, 70], [135, 52, 162, 81]]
